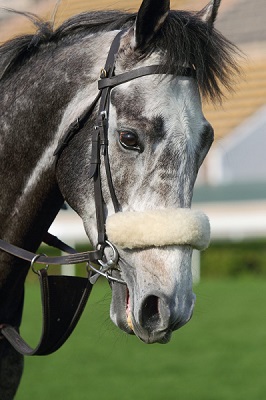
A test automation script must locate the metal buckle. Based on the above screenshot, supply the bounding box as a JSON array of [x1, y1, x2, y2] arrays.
[[100, 110, 107, 120], [98, 240, 119, 268], [87, 241, 125, 285], [100, 68, 107, 78], [31, 254, 49, 275]]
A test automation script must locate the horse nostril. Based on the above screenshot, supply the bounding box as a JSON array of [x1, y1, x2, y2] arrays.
[[141, 295, 161, 332]]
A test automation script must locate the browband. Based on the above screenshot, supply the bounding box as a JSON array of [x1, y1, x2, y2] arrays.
[[98, 65, 193, 90]]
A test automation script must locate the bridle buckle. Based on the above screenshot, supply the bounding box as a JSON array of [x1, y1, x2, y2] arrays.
[[87, 241, 125, 285], [100, 110, 107, 120], [98, 240, 119, 268]]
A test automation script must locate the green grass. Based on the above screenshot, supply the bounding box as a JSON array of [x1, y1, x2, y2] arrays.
[[16, 277, 266, 400]]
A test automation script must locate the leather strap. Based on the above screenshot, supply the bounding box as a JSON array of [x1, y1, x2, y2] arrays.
[[43, 232, 78, 254], [0, 238, 102, 265], [0, 268, 93, 355], [89, 30, 125, 245], [98, 65, 194, 89]]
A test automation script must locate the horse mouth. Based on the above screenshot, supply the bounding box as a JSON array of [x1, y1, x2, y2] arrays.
[[110, 273, 174, 344], [110, 271, 134, 335], [126, 288, 134, 331]]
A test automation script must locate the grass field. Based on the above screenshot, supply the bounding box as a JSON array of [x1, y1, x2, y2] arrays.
[[16, 277, 266, 400]]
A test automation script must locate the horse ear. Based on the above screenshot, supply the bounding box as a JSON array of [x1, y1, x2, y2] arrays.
[[198, 0, 221, 27], [134, 0, 170, 49]]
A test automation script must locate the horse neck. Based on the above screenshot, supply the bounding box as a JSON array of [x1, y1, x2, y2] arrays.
[[0, 92, 64, 252], [0, 30, 118, 251], [0, 29, 116, 329]]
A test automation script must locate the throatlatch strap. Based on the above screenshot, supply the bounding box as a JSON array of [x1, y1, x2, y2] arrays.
[[1, 269, 93, 356]]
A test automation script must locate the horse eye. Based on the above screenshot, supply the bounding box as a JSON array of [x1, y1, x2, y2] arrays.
[[119, 131, 141, 152]]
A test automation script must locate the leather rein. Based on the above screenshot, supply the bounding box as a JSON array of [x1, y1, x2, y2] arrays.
[[0, 30, 193, 355]]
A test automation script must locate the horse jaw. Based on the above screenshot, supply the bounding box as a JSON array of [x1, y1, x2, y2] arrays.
[[109, 245, 195, 344]]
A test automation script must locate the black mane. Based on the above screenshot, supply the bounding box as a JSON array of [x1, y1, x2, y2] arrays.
[[0, 9, 240, 101]]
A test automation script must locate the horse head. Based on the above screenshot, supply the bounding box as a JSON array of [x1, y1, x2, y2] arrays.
[[55, 0, 236, 343]]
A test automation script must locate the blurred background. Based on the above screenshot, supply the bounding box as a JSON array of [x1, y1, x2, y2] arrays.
[[1, 1, 266, 399]]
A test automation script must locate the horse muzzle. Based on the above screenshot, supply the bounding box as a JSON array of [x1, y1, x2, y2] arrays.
[[106, 208, 208, 343], [110, 260, 196, 344], [126, 289, 196, 344]]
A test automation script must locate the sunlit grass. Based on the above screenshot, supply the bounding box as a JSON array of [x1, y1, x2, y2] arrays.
[[17, 277, 266, 400]]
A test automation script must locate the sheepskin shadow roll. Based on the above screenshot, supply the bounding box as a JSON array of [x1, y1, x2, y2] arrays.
[[106, 208, 210, 250]]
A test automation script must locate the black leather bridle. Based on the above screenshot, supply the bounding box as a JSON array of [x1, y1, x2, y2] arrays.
[[54, 29, 192, 277], [0, 30, 194, 355]]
